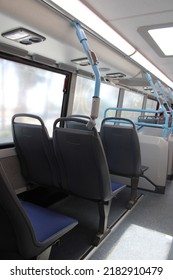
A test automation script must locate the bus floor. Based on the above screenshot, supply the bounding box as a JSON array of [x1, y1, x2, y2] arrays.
[[49, 187, 143, 260], [88, 180, 173, 260]]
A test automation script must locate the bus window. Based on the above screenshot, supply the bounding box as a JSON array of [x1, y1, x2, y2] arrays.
[[121, 90, 144, 122], [146, 98, 157, 112], [0, 58, 66, 144], [72, 75, 119, 129]]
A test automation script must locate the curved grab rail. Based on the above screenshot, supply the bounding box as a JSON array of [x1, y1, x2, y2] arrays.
[[104, 107, 171, 138], [101, 116, 136, 128]]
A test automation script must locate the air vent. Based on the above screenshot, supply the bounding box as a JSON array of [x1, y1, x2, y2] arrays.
[[2, 28, 46, 45]]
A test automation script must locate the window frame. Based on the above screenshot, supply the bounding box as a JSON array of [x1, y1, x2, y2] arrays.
[[0, 52, 72, 147]]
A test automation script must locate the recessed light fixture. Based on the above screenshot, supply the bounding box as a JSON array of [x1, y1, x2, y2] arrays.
[[148, 27, 173, 56], [71, 57, 90, 66], [41, 0, 135, 56], [144, 86, 153, 91], [2, 27, 46, 45], [106, 72, 126, 79], [99, 67, 111, 72]]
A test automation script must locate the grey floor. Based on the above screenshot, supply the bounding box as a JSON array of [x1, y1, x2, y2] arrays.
[[88, 181, 173, 260], [49, 187, 132, 260]]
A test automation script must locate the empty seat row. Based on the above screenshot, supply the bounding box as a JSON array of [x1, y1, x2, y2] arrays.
[[65, 115, 148, 208], [0, 114, 79, 259], [11, 114, 127, 246]]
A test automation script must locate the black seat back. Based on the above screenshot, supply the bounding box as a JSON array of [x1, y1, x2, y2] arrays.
[[53, 117, 112, 201], [12, 114, 60, 188], [66, 115, 90, 130], [100, 117, 142, 177]]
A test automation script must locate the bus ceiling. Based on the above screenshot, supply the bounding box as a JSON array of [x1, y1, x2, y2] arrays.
[[0, 1, 145, 83], [0, 0, 172, 94]]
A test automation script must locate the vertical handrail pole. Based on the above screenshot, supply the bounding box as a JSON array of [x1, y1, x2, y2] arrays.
[[167, 87, 173, 133], [73, 21, 101, 128], [157, 80, 173, 133], [145, 72, 168, 138]]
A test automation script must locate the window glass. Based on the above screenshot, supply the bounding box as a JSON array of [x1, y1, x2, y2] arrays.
[[72, 76, 119, 130], [146, 98, 157, 113], [0, 58, 65, 143], [121, 90, 144, 122]]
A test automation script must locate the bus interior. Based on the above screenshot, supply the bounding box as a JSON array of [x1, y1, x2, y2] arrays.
[[0, 0, 173, 260]]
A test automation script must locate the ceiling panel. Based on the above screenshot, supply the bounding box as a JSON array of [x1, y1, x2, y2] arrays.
[[81, 0, 173, 82]]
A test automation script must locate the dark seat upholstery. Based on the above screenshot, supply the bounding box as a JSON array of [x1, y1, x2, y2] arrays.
[[53, 117, 126, 245], [12, 114, 60, 189], [0, 162, 78, 259], [66, 114, 90, 130], [100, 117, 148, 208]]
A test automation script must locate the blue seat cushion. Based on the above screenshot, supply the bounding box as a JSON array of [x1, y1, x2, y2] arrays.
[[20, 200, 78, 242], [111, 180, 126, 193], [141, 165, 148, 173]]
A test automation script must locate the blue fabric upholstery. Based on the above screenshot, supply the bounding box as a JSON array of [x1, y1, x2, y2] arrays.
[[141, 165, 149, 173], [0, 165, 78, 259], [111, 180, 125, 193], [21, 200, 78, 243]]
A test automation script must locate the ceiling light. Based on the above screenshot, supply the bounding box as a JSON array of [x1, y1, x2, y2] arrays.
[[148, 27, 173, 56], [41, 0, 173, 88], [71, 57, 90, 66], [42, 0, 135, 56], [144, 86, 153, 91], [2, 27, 46, 45], [131, 51, 173, 87], [130, 51, 173, 88], [106, 72, 126, 79]]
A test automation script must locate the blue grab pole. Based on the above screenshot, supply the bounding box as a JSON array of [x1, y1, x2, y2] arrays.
[[73, 21, 101, 128], [145, 72, 168, 138], [157, 80, 173, 133], [167, 87, 173, 133], [167, 87, 173, 102], [157, 80, 171, 112]]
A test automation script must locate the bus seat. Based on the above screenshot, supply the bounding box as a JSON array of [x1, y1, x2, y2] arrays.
[[12, 114, 61, 189], [0, 164, 78, 260], [53, 117, 126, 245], [66, 114, 90, 130], [100, 117, 148, 209]]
